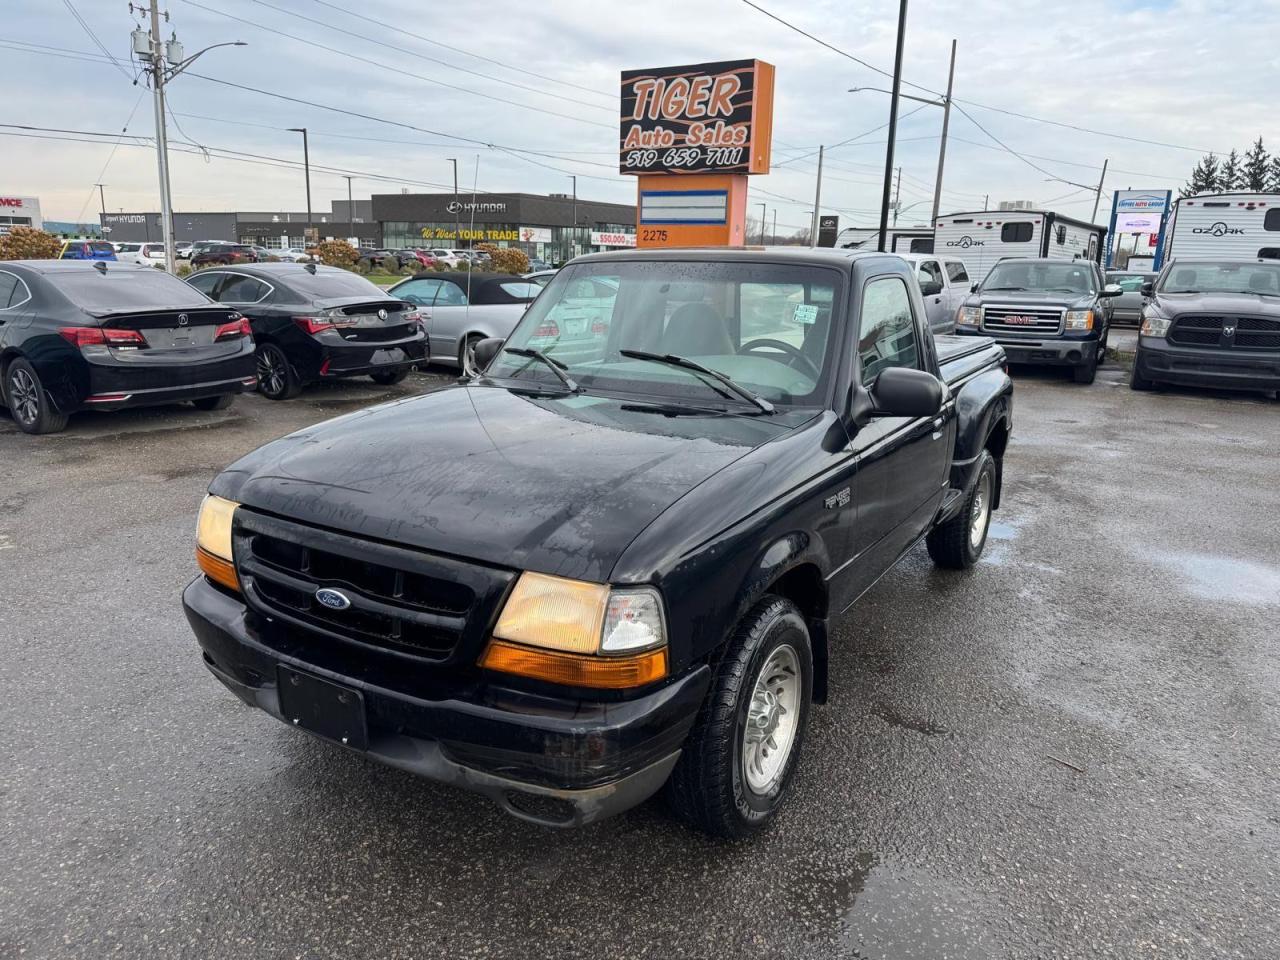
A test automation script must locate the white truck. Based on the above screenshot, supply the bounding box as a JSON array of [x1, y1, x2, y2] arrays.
[[933, 209, 1106, 280], [1162, 193, 1280, 262], [835, 226, 934, 254], [895, 252, 971, 334]]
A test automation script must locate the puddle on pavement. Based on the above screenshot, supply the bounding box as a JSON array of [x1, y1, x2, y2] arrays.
[[1150, 552, 1280, 606], [987, 521, 1018, 541], [788, 853, 998, 959], [874, 705, 948, 737]]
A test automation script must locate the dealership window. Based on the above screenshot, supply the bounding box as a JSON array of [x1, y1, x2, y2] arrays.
[[1001, 222, 1034, 243], [1264, 209, 1280, 231], [263, 237, 285, 249], [0, 216, 33, 226]]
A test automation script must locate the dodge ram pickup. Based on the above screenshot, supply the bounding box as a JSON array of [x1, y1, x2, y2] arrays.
[[183, 248, 1013, 838]]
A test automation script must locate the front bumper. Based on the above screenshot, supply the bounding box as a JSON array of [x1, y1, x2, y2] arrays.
[[183, 576, 708, 826], [956, 327, 1098, 366], [1135, 337, 1280, 392]]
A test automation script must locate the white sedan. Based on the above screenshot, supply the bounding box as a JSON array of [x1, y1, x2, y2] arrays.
[[272, 247, 316, 263]]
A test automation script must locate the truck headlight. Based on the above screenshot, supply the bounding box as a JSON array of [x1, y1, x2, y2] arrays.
[[196, 494, 240, 591], [1140, 313, 1172, 337], [957, 305, 982, 328], [1064, 309, 1094, 331], [481, 572, 668, 688]]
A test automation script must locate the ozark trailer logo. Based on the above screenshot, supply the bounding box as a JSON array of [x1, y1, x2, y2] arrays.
[[1192, 221, 1244, 237], [946, 235, 985, 248]]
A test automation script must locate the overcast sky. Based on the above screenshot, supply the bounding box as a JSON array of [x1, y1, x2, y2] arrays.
[[7, 0, 1277, 231]]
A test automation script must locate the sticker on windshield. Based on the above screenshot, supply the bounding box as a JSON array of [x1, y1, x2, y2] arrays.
[[792, 304, 819, 325]]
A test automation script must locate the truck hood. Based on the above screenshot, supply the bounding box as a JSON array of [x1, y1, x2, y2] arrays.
[[210, 384, 801, 582], [1150, 291, 1280, 317], [967, 290, 1096, 311]]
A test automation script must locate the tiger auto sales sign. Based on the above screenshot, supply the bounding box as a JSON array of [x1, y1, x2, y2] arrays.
[[620, 59, 775, 175]]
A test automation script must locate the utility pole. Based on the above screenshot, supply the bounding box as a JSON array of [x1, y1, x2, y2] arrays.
[[877, 0, 909, 252], [810, 145, 824, 248], [570, 175, 577, 259], [343, 175, 353, 243], [892, 167, 903, 227], [772, 209, 777, 245], [133, 5, 244, 271], [930, 39, 956, 226], [448, 158, 459, 246], [95, 183, 107, 218], [1091, 158, 1109, 223], [287, 128, 312, 244]]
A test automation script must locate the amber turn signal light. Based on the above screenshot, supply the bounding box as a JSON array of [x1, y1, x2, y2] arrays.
[[479, 640, 667, 689], [196, 545, 239, 592]]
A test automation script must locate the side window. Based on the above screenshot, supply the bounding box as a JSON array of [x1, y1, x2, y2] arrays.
[[908, 238, 933, 253], [59, 244, 77, 260], [392, 278, 440, 306], [1265, 209, 1280, 232], [0, 273, 18, 309], [186, 272, 223, 298], [916, 260, 943, 290], [215, 275, 268, 303], [1001, 222, 1034, 243], [857, 277, 920, 384], [433, 281, 468, 306], [945, 261, 969, 283]]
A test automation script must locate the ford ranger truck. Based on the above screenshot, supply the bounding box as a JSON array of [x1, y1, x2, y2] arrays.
[[184, 248, 1013, 838]]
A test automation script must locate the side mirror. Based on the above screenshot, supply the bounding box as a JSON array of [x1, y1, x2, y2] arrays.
[[1140, 281, 1155, 298], [969, 280, 980, 293], [919, 280, 943, 296], [1100, 283, 1123, 298], [472, 336, 505, 371], [851, 367, 944, 426]]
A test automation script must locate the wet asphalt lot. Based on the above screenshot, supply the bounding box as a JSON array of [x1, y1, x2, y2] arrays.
[[1, 358, 1278, 960]]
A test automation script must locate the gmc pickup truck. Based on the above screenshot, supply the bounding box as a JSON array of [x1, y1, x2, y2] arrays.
[[184, 248, 1013, 838]]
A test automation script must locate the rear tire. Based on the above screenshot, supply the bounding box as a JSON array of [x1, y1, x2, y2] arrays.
[[256, 343, 302, 401], [665, 595, 812, 839], [192, 394, 234, 411], [369, 367, 408, 386], [926, 449, 996, 569], [1129, 351, 1154, 391], [5, 358, 69, 435]]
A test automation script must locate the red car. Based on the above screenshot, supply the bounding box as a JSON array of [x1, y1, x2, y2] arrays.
[[191, 244, 259, 268]]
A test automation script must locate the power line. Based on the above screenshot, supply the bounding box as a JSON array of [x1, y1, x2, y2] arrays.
[[60, 0, 136, 81], [740, 0, 1224, 156], [773, 105, 929, 168], [307, 0, 610, 100], [226, 0, 611, 113], [178, 0, 614, 129], [71, 91, 148, 224]]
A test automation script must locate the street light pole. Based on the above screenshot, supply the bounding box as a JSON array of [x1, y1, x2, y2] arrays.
[[772, 209, 777, 245], [1091, 158, 1109, 223], [892, 167, 903, 227], [930, 39, 957, 226], [287, 128, 312, 244], [757, 201, 767, 244], [448, 158, 459, 246], [810, 145, 824, 248], [877, 0, 910, 252], [570, 175, 578, 259], [95, 183, 107, 219], [343, 175, 353, 244]]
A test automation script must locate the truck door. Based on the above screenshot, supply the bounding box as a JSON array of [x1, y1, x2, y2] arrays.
[[839, 275, 951, 606], [914, 259, 946, 333]]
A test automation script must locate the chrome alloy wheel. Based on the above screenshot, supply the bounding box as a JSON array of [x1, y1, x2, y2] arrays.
[[970, 470, 993, 550], [9, 367, 40, 425], [742, 643, 802, 794], [256, 347, 285, 397]]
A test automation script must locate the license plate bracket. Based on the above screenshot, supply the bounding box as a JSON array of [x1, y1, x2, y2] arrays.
[[277, 665, 368, 750]]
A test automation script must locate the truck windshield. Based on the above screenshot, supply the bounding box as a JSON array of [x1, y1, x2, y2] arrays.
[[487, 260, 843, 409], [984, 261, 1096, 295], [1159, 261, 1280, 295]]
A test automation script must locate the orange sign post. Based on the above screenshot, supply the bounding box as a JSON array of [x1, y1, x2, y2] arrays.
[[619, 59, 775, 248]]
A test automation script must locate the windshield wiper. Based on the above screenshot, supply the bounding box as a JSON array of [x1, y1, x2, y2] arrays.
[[619, 349, 774, 414], [503, 347, 580, 393]]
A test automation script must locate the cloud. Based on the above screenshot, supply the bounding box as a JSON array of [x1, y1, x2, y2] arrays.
[[7, 0, 1278, 226]]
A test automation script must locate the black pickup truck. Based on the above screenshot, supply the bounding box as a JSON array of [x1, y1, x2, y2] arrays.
[[183, 248, 1012, 837], [954, 257, 1120, 383]]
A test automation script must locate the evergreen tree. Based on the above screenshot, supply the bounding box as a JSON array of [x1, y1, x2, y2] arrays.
[[1268, 154, 1280, 192], [1243, 137, 1270, 191], [1220, 149, 1244, 191], [1181, 153, 1220, 197]]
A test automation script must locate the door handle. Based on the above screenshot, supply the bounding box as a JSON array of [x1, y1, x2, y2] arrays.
[[931, 417, 944, 439]]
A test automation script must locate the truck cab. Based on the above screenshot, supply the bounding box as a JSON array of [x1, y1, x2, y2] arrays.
[[896, 252, 971, 335]]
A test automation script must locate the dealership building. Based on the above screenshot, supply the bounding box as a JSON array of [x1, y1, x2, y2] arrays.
[[98, 192, 636, 260], [0, 194, 43, 235]]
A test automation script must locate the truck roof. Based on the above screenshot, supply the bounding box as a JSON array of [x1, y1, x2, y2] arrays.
[[570, 246, 901, 269]]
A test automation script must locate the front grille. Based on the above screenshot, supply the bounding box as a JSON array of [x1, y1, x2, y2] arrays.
[[1168, 315, 1280, 350], [233, 509, 515, 662], [982, 306, 1064, 335]]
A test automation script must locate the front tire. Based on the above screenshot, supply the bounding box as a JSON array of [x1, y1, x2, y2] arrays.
[[927, 449, 996, 569], [665, 595, 813, 839], [458, 334, 483, 373], [5, 358, 69, 434], [369, 367, 408, 386], [256, 343, 302, 400], [1129, 351, 1154, 391], [1071, 346, 1099, 384]]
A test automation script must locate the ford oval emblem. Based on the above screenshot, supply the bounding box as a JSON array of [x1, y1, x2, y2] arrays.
[[315, 588, 351, 610]]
